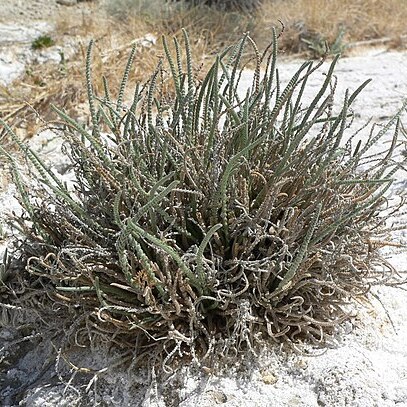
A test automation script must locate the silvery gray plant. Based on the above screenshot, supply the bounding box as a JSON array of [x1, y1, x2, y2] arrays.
[[0, 29, 405, 368]]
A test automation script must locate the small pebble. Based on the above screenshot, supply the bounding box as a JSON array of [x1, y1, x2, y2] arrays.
[[261, 371, 278, 385]]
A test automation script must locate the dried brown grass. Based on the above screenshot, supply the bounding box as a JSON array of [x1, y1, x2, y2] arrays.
[[1, 0, 407, 140], [0, 3, 244, 137], [257, 0, 407, 53]]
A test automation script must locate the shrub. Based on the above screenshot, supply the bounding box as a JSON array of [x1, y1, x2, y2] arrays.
[[31, 35, 55, 50], [105, 0, 262, 15], [302, 27, 347, 58], [0, 30, 404, 367], [104, 0, 172, 20], [182, 0, 262, 11]]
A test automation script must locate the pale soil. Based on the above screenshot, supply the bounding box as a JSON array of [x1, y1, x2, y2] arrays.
[[0, 0, 95, 23], [0, 0, 96, 87], [1, 1, 407, 406]]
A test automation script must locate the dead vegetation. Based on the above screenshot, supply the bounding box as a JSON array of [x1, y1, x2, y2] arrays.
[[261, 0, 407, 54], [1, 0, 407, 140]]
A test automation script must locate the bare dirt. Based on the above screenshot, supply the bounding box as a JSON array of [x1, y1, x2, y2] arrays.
[[0, 0, 95, 86], [0, 0, 92, 23]]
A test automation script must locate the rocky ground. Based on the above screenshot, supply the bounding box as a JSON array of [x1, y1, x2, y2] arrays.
[[1, 1, 407, 406], [0, 0, 94, 87]]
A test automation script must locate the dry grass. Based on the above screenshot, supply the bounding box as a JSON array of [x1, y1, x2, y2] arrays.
[[258, 0, 407, 53], [1, 0, 407, 139], [0, 3, 252, 137]]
